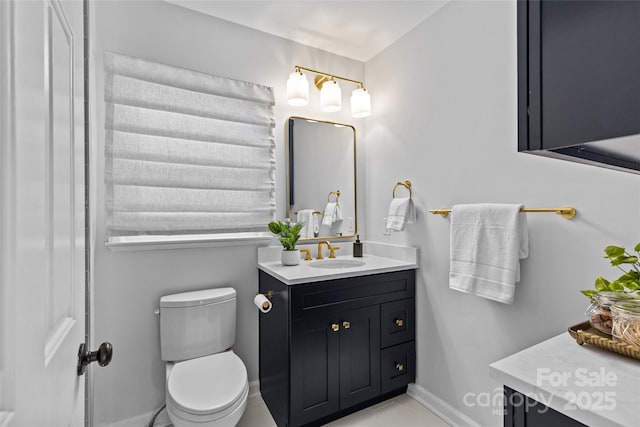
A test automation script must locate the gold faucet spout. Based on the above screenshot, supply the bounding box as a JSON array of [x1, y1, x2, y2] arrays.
[[317, 241, 332, 260]]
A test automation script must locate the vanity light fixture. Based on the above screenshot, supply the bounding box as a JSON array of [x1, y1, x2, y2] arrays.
[[287, 65, 371, 118], [286, 70, 309, 106], [320, 78, 341, 112]]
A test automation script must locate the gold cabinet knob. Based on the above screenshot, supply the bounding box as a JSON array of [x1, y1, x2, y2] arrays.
[[342, 321, 350, 329], [331, 323, 340, 332], [396, 363, 405, 372], [395, 319, 404, 327]]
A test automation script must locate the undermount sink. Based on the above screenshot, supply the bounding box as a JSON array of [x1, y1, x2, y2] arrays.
[[309, 259, 366, 269]]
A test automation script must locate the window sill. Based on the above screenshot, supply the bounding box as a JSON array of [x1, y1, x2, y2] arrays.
[[106, 232, 272, 252]]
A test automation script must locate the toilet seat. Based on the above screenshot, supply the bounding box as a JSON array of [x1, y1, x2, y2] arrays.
[[167, 350, 248, 424]]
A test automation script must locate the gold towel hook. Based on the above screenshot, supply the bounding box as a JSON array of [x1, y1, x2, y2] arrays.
[[328, 190, 341, 203], [392, 180, 412, 199]]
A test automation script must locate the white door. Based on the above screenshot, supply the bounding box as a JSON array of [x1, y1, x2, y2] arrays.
[[1, 0, 87, 426]]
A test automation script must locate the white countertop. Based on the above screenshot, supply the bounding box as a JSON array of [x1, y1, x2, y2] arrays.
[[490, 333, 640, 427], [257, 241, 418, 285]]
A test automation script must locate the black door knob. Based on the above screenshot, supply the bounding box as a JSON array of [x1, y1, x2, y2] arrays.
[[77, 342, 113, 376]]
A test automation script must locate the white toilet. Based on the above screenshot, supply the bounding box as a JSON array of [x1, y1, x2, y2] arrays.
[[159, 288, 248, 427]]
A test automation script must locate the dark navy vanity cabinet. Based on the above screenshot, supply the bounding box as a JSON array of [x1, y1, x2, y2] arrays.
[[259, 269, 416, 427], [504, 387, 586, 427]]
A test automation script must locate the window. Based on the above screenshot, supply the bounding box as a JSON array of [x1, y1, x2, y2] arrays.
[[104, 52, 275, 245]]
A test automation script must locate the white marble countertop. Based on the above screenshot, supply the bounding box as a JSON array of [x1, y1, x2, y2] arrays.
[[490, 333, 640, 427], [257, 241, 418, 285]]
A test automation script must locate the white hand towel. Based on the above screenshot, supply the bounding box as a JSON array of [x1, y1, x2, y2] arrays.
[[335, 203, 343, 222], [385, 197, 416, 231], [296, 209, 316, 238], [448, 203, 529, 304], [322, 202, 337, 226]]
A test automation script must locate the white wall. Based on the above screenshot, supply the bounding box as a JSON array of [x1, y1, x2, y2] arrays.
[[90, 1, 364, 424], [364, 1, 640, 425]]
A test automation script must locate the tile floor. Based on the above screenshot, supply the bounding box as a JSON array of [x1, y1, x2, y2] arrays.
[[237, 393, 451, 427]]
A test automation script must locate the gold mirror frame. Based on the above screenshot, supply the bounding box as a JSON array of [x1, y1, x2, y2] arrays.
[[285, 116, 357, 242]]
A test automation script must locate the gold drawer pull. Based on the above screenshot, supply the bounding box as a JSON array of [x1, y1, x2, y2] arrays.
[[395, 319, 404, 327], [343, 321, 351, 329], [396, 363, 405, 372], [331, 323, 340, 332]]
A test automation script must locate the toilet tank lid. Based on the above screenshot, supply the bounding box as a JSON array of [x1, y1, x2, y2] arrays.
[[160, 288, 236, 308]]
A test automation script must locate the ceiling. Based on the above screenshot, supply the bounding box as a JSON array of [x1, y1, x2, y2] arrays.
[[165, 1, 448, 62]]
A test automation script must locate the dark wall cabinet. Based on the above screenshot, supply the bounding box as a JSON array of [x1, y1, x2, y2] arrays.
[[259, 269, 416, 427], [518, 0, 640, 172], [504, 387, 586, 427]]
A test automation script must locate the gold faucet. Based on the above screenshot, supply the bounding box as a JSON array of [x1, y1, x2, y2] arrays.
[[317, 241, 340, 260], [300, 249, 312, 261]]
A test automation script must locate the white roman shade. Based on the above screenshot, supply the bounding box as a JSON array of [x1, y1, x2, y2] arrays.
[[104, 52, 275, 238]]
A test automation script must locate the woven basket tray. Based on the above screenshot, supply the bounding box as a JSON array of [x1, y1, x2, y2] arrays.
[[568, 321, 640, 361]]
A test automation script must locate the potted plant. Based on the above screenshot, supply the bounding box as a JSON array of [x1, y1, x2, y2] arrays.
[[268, 219, 303, 266], [581, 244, 640, 299], [581, 244, 640, 334]]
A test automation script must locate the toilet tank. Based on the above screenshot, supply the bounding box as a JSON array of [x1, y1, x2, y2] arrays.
[[160, 287, 236, 362]]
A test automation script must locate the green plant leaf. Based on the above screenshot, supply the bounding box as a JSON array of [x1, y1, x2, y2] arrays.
[[581, 290, 598, 299], [604, 245, 625, 258], [634, 243, 640, 252], [594, 276, 610, 291], [609, 281, 625, 291], [610, 256, 638, 266], [268, 221, 282, 235], [616, 272, 638, 283], [624, 281, 640, 291]]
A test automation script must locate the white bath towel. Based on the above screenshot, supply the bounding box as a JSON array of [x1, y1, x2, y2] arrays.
[[449, 203, 529, 304], [322, 202, 343, 226], [385, 197, 416, 231], [296, 209, 316, 238]]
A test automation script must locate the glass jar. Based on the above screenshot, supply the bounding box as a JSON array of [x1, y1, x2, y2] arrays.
[[611, 300, 640, 347], [586, 291, 638, 335]]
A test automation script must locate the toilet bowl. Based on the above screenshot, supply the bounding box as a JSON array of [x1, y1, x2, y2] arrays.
[[159, 288, 248, 427], [166, 351, 248, 427]]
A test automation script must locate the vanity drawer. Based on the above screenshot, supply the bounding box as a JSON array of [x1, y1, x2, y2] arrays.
[[380, 341, 415, 394], [380, 298, 415, 348], [291, 270, 415, 319]]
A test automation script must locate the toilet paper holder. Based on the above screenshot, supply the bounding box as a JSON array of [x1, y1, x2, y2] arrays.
[[255, 291, 274, 312], [259, 290, 274, 300]]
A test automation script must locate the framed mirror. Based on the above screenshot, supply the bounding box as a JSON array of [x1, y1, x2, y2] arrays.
[[286, 116, 357, 240]]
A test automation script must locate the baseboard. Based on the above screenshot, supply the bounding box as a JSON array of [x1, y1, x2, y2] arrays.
[[407, 383, 480, 427], [96, 380, 263, 427], [96, 411, 156, 427], [248, 379, 261, 399]]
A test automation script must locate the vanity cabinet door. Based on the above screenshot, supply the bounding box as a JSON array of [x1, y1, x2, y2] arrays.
[[290, 305, 381, 425], [339, 305, 381, 409], [290, 313, 340, 426]]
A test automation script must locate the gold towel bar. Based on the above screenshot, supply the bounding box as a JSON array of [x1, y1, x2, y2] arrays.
[[393, 180, 412, 199], [428, 206, 577, 219], [328, 190, 341, 203]]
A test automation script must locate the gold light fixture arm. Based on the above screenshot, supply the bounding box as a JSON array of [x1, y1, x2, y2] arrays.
[[295, 65, 365, 90], [428, 206, 577, 219]]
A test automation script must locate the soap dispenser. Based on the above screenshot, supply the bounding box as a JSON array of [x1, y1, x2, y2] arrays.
[[353, 235, 363, 257]]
